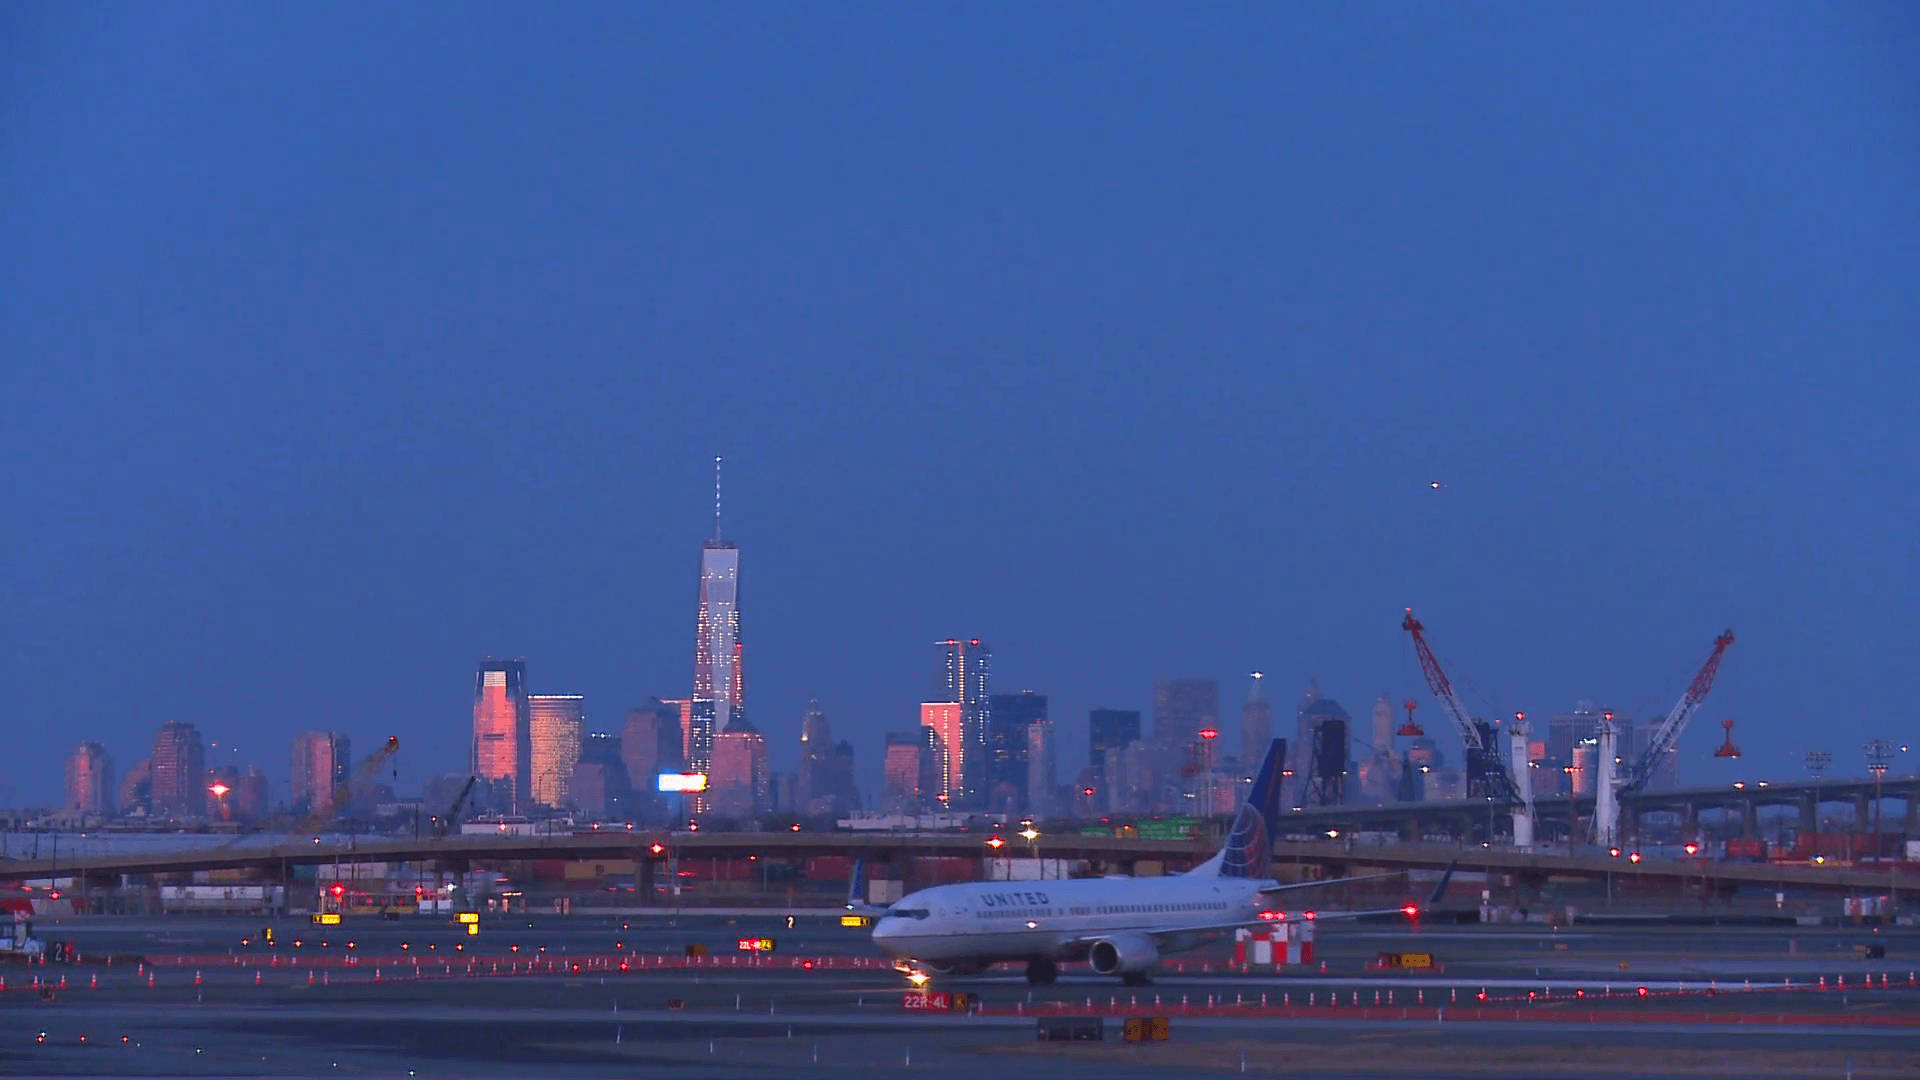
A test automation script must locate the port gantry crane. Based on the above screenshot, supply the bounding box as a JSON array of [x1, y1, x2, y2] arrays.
[[1593, 629, 1735, 846], [1401, 610, 1536, 847], [295, 736, 401, 838]]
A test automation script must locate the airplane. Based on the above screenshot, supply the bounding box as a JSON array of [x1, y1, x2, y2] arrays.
[[859, 739, 1452, 985]]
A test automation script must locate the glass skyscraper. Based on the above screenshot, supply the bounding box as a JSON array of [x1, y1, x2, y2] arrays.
[[472, 658, 530, 813]]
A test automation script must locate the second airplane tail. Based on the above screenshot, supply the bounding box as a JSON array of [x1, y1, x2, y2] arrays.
[[1196, 737, 1286, 879]]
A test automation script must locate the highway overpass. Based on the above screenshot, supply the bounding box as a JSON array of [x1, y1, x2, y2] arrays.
[[2, 830, 1910, 895]]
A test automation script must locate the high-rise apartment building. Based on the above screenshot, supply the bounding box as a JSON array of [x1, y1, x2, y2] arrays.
[[66, 741, 114, 816], [987, 691, 1046, 811], [150, 721, 206, 818], [1088, 708, 1141, 798], [1240, 673, 1272, 768], [919, 701, 965, 804], [473, 659, 531, 813], [709, 724, 768, 819], [291, 732, 351, 816], [935, 639, 992, 806], [529, 694, 584, 809], [882, 730, 935, 813]]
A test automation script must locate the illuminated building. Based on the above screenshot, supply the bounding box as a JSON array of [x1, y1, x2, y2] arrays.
[[919, 701, 964, 804], [692, 460, 744, 792], [709, 723, 768, 819], [797, 699, 855, 815], [66, 742, 114, 816], [529, 694, 584, 809], [935, 638, 991, 807], [291, 732, 350, 816], [882, 731, 935, 813], [473, 658, 531, 813], [1088, 708, 1140, 798], [149, 721, 207, 818]]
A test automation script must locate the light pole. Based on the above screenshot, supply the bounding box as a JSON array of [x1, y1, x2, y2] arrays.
[[1020, 823, 1041, 878], [1804, 750, 1830, 859], [1865, 739, 1893, 859], [1197, 727, 1219, 819]]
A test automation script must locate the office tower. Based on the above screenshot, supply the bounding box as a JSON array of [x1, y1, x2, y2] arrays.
[[693, 460, 745, 776], [882, 731, 933, 813], [797, 698, 832, 810], [120, 759, 151, 815], [150, 721, 207, 817], [1370, 694, 1395, 754], [233, 765, 269, 820], [1154, 678, 1219, 746], [473, 659, 531, 813], [1025, 719, 1056, 818], [291, 732, 351, 816], [66, 741, 114, 816], [709, 723, 768, 819], [529, 694, 584, 809], [935, 639, 992, 807], [1088, 708, 1141, 797], [622, 701, 683, 795], [828, 739, 859, 815], [919, 701, 964, 804], [1240, 673, 1272, 768], [987, 690, 1046, 811]]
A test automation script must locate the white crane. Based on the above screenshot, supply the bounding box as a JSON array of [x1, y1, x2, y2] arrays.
[[1594, 630, 1735, 846], [1402, 610, 1533, 847]]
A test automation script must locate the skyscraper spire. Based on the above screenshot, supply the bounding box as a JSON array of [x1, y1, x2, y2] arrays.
[[713, 455, 723, 542]]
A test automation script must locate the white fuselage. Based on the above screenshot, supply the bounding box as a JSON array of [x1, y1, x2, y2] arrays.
[[870, 874, 1268, 965]]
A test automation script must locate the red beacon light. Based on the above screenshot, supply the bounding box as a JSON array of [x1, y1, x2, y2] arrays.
[[1683, 843, 1699, 857], [1608, 847, 1622, 858], [1303, 910, 1317, 921], [985, 836, 1006, 850], [1400, 904, 1420, 919], [649, 842, 666, 856], [1628, 852, 1643, 864]]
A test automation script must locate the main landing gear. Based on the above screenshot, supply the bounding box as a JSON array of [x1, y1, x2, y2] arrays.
[[1025, 957, 1058, 985]]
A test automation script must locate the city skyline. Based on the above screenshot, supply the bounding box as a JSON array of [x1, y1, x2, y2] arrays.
[[7, 7, 1915, 809]]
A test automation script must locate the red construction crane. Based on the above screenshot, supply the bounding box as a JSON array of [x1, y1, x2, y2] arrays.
[[1622, 630, 1734, 791], [1401, 610, 1519, 804]]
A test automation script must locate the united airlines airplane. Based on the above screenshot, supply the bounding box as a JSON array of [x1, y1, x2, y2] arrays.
[[862, 739, 1449, 985]]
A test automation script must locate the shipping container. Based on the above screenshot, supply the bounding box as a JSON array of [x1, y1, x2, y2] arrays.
[[1723, 838, 1768, 860]]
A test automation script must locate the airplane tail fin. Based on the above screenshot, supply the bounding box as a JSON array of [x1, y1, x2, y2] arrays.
[[1197, 738, 1286, 879], [846, 857, 869, 911]]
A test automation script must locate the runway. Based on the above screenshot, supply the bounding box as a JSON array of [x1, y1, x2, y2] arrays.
[[2, 913, 1916, 1078]]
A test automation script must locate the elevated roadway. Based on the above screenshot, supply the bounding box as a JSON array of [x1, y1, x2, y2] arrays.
[[2, 830, 1910, 894]]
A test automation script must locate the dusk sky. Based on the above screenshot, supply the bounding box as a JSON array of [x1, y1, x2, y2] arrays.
[[4, 4, 1916, 806]]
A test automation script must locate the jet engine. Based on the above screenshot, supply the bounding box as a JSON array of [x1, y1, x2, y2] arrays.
[[1086, 933, 1159, 975]]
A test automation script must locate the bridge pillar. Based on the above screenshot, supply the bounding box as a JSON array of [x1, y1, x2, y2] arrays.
[[1906, 783, 1919, 833], [1800, 794, 1817, 836], [638, 857, 656, 905], [1854, 793, 1871, 830], [1742, 800, 1759, 841], [1682, 802, 1699, 838]]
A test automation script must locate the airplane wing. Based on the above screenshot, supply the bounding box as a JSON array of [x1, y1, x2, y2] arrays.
[[1257, 871, 1404, 895]]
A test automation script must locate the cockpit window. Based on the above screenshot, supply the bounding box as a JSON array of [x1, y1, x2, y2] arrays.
[[885, 907, 931, 920]]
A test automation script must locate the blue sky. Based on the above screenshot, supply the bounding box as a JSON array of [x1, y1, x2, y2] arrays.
[[3, 3, 1916, 805]]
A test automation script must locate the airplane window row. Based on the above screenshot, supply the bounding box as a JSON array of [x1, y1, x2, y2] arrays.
[[1096, 901, 1222, 915]]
